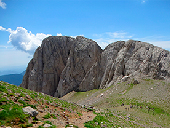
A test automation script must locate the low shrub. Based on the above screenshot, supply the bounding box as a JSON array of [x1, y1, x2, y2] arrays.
[[0, 104, 28, 124], [43, 113, 51, 119]]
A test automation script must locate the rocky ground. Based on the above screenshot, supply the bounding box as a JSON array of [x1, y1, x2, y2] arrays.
[[61, 79, 170, 127], [1, 79, 169, 127], [0, 81, 95, 128]]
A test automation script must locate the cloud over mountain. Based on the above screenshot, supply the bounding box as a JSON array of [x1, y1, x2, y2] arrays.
[[0, 26, 51, 54], [93, 32, 133, 49]]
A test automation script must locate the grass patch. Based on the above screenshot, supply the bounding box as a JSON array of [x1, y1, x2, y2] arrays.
[[43, 113, 51, 119], [0, 104, 28, 124]]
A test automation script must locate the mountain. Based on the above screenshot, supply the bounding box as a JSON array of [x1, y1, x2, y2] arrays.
[[0, 71, 25, 86], [20, 36, 170, 97]]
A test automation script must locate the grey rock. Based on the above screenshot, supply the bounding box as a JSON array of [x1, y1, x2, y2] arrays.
[[99, 40, 170, 89], [20, 36, 102, 97], [19, 97, 25, 101], [133, 80, 139, 85], [20, 37, 170, 97], [43, 124, 52, 127], [121, 76, 130, 82], [22, 106, 38, 117]]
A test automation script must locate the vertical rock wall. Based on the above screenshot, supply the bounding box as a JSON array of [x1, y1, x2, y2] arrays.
[[20, 37, 170, 97]]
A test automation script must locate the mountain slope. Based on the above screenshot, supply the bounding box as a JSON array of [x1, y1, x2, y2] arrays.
[[61, 79, 170, 127], [0, 81, 95, 128]]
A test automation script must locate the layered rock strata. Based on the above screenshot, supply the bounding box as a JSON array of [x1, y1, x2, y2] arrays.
[[20, 36, 170, 97]]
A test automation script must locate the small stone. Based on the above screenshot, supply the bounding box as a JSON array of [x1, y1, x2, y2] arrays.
[[44, 124, 52, 127], [121, 76, 130, 82], [100, 93, 104, 97], [133, 80, 139, 85], [19, 97, 25, 101], [26, 95, 31, 99]]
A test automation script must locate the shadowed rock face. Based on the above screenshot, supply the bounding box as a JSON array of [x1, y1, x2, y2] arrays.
[[20, 37, 170, 97], [20, 36, 102, 97]]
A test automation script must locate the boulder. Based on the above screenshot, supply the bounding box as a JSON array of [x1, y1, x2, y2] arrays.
[[22, 106, 38, 117], [133, 80, 139, 85]]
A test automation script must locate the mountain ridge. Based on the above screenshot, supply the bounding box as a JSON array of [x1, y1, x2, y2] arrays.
[[20, 36, 170, 97], [0, 71, 25, 86]]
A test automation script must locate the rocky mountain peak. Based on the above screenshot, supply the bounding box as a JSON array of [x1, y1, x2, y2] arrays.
[[20, 37, 170, 97]]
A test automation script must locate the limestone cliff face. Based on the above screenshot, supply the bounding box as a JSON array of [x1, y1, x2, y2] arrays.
[[20, 36, 102, 97], [20, 37, 170, 97], [99, 40, 170, 88]]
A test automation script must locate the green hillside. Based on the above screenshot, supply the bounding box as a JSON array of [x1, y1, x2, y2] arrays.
[[1, 79, 169, 127], [61, 79, 170, 127], [0, 81, 95, 128]]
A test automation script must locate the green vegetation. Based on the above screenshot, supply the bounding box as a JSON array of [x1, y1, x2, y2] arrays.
[[62, 79, 170, 128], [19, 123, 33, 128], [1, 78, 169, 127], [0, 81, 83, 127], [0, 83, 8, 93], [0, 104, 29, 125], [84, 112, 139, 128], [43, 113, 51, 119], [51, 114, 57, 119]]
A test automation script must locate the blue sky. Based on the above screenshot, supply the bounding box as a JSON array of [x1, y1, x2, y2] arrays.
[[0, 0, 170, 74]]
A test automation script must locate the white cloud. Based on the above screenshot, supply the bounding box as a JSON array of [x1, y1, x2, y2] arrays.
[[106, 32, 133, 39], [0, 0, 6, 9], [0, 26, 6, 31], [0, 45, 13, 49], [133, 36, 170, 51], [93, 32, 133, 49], [57, 33, 62, 36], [94, 38, 109, 49], [71, 34, 84, 39], [150, 41, 170, 50], [0, 26, 51, 54], [141, 0, 147, 4], [94, 32, 170, 51], [0, 47, 31, 69]]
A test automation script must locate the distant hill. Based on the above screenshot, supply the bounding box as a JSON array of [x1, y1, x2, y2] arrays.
[[0, 71, 25, 86]]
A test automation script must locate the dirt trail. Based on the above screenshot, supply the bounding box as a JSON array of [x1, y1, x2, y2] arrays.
[[31, 99, 96, 128]]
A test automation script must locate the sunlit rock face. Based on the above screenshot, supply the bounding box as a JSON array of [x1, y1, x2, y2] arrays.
[[20, 36, 102, 97], [99, 40, 170, 88], [20, 37, 170, 97]]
